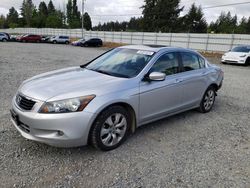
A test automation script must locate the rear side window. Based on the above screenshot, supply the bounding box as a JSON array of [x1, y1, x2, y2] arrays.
[[180, 52, 200, 72], [150, 53, 179, 76]]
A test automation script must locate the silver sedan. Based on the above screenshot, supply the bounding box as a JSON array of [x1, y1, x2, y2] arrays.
[[10, 45, 224, 151]]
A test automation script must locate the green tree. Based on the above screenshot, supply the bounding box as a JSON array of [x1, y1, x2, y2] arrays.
[[66, 0, 73, 27], [46, 11, 62, 28], [210, 12, 237, 33], [235, 17, 248, 34], [48, 0, 56, 15], [142, 0, 183, 32], [184, 4, 207, 33], [67, 0, 81, 28], [0, 15, 8, 28], [83, 12, 92, 30], [7, 7, 19, 28], [38, 1, 48, 27], [21, 0, 35, 27]]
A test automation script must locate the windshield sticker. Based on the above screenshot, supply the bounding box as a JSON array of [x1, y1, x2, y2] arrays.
[[137, 50, 154, 56]]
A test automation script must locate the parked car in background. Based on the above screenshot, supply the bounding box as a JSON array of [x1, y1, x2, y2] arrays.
[[0, 32, 9, 42], [41, 35, 51, 43], [71, 39, 85, 46], [17, 34, 42, 43], [11, 45, 223, 151], [49, 36, 70, 44], [0, 32, 10, 42], [80, 38, 103, 47], [221, 45, 250, 65]]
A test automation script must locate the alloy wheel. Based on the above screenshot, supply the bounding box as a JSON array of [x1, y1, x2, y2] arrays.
[[204, 89, 215, 111], [100, 113, 127, 147]]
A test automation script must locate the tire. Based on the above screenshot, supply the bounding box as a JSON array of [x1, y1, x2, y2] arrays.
[[2, 38, 7, 42], [53, 40, 57, 44], [90, 106, 131, 151], [65, 41, 69, 44], [244, 58, 250, 66], [37, 40, 40, 43], [198, 86, 216, 113]]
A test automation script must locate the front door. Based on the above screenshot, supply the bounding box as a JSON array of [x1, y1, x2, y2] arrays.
[[139, 52, 183, 123]]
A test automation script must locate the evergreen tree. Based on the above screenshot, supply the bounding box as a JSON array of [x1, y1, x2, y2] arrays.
[[7, 7, 19, 28], [66, 0, 73, 27], [38, 1, 48, 27], [83, 12, 92, 30], [21, 0, 35, 27], [184, 4, 207, 33], [142, 0, 183, 32], [48, 0, 56, 15], [0, 15, 8, 28], [211, 12, 237, 33]]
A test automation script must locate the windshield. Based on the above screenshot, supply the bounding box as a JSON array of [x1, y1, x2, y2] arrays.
[[85, 48, 154, 78], [231, 46, 250, 53]]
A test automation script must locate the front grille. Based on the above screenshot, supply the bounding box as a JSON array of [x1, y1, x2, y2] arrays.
[[225, 60, 238, 63], [16, 94, 36, 111]]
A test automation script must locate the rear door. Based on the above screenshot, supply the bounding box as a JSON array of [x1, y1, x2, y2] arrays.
[[177, 52, 208, 108]]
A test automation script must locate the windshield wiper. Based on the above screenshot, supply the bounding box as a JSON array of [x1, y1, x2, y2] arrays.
[[86, 68, 130, 78], [94, 69, 113, 76]]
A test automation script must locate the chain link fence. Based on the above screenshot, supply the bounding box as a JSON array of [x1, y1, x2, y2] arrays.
[[1, 28, 250, 52]]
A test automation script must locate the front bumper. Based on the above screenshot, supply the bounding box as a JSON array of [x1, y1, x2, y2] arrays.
[[10, 98, 97, 147], [221, 58, 246, 64]]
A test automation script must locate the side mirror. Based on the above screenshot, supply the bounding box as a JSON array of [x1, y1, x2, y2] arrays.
[[148, 72, 166, 81]]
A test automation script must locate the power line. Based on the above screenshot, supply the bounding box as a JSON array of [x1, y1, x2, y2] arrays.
[[90, 1, 250, 17], [203, 1, 250, 9]]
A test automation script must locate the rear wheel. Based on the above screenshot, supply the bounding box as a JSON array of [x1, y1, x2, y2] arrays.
[[2, 38, 7, 42], [198, 86, 216, 113], [65, 41, 69, 44], [90, 106, 130, 151], [53, 40, 57, 44]]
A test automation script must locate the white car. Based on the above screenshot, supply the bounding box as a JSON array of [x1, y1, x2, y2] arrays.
[[49, 36, 70, 44], [221, 46, 250, 65]]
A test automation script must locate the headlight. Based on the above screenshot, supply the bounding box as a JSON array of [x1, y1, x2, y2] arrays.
[[240, 55, 247, 58], [39, 95, 95, 113]]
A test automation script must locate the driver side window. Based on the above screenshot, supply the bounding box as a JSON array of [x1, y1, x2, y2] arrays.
[[150, 53, 179, 76]]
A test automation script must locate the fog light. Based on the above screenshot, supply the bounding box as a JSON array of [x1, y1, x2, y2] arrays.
[[57, 131, 64, 136]]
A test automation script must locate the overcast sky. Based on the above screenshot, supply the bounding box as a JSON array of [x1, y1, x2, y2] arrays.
[[0, 0, 249, 25]]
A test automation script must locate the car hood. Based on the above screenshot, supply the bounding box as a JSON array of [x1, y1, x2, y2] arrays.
[[19, 67, 129, 101]]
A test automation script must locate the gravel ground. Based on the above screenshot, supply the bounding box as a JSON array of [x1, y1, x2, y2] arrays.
[[0, 43, 250, 188]]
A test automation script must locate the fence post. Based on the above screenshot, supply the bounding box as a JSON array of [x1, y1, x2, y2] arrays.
[[187, 33, 191, 48], [169, 32, 172, 46], [155, 33, 158, 45], [130, 32, 133, 44], [230, 34, 235, 49], [142, 32, 144, 44], [205, 33, 210, 52]]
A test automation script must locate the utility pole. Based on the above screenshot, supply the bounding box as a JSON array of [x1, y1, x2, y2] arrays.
[[81, 0, 85, 39]]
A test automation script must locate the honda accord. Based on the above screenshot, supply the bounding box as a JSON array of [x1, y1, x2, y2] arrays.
[[11, 45, 224, 151]]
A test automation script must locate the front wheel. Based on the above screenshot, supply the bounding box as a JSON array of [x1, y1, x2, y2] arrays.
[[198, 86, 216, 113], [2, 38, 7, 42], [90, 106, 130, 151]]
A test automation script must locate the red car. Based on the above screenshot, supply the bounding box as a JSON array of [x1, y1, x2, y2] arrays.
[[17, 34, 42, 43]]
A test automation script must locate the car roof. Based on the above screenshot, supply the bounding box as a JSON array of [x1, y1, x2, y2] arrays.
[[233, 45, 250, 48], [118, 45, 198, 54]]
